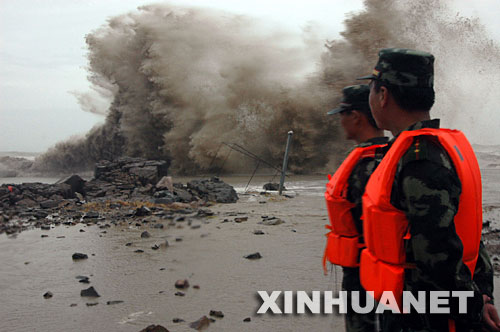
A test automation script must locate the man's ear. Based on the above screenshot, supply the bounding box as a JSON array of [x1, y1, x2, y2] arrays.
[[379, 86, 389, 108], [350, 110, 362, 123]]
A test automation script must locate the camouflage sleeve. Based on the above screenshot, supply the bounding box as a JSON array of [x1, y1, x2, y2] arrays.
[[473, 241, 494, 301], [398, 159, 484, 323], [347, 158, 376, 234]]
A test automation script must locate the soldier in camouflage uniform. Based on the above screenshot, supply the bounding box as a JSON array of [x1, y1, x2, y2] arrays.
[[358, 48, 500, 332], [328, 84, 388, 331]]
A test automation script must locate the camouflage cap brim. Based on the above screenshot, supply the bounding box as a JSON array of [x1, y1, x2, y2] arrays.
[[356, 74, 377, 81], [327, 107, 345, 115]]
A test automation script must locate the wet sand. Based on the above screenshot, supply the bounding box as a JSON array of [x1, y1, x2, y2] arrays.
[[0, 175, 499, 331]]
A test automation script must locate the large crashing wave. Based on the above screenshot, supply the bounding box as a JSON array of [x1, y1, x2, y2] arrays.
[[33, 0, 500, 174]]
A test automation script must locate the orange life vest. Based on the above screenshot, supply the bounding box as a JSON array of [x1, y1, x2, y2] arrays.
[[360, 128, 482, 305], [323, 144, 386, 273]]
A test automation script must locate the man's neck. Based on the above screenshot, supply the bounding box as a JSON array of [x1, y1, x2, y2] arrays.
[[389, 110, 430, 136], [355, 128, 385, 144]]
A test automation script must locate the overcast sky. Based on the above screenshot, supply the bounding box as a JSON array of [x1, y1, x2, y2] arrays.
[[0, 0, 499, 152]]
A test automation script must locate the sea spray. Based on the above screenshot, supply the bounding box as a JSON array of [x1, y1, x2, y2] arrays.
[[33, 0, 500, 175]]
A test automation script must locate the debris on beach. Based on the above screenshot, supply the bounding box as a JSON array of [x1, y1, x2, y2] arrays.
[[80, 286, 100, 297], [138, 324, 169, 332], [234, 216, 248, 223], [0, 158, 239, 235], [189, 316, 210, 330], [43, 291, 53, 299], [258, 216, 284, 225], [72, 253, 88, 260], [175, 279, 190, 289], [263, 183, 284, 191], [244, 252, 262, 260], [209, 310, 224, 318]]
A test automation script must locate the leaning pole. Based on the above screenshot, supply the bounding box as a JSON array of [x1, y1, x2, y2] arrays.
[[279, 131, 293, 195]]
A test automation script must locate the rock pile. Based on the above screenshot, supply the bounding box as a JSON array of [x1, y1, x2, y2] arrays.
[[0, 158, 238, 234]]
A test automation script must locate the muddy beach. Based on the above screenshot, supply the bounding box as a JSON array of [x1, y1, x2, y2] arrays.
[[0, 171, 499, 331]]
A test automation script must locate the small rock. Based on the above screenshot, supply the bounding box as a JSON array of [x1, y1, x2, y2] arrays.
[[83, 211, 99, 219], [189, 316, 210, 330], [193, 285, 200, 289], [43, 291, 53, 299], [80, 286, 100, 297], [151, 244, 159, 250], [41, 225, 51, 230], [41, 234, 49, 238], [259, 217, 284, 226], [135, 206, 151, 217], [78, 276, 90, 284], [209, 310, 224, 318], [138, 325, 169, 332], [175, 279, 189, 289], [175, 291, 185, 296], [70, 303, 77, 307], [291, 229, 297, 232], [86, 302, 98, 306], [234, 217, 248, 223], [173, 318, 185, 323], [72, 253, 88, 260], [263, 183, 281, 191], [243, 317, 251, 322], [175, 237, 183, 242], [141, 231, 151, 238], [253, 230, 265, 235], [106, 300, 124, 305], [79, 229, 85, 232], [40, 199, 59, 209], [134, 249, 144, 253], [125, 242, 132, 246], [244, 252, 262, 260], [191, 224, 201, 229]]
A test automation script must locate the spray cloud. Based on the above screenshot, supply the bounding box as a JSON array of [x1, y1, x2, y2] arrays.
[[33, 0, 500, 174]]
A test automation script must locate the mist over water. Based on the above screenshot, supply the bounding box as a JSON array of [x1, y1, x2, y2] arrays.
[[33, 0, 500, 174]]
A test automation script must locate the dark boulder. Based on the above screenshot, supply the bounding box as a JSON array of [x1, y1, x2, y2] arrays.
[[72, 253, 88, 260], [58, 175, 86, 195], [263, 182, 284, 191], [187, 177, 238, 203], [189, 316, 210, 330], [138, 325, 169, 332], [80, 286, 100, 297]]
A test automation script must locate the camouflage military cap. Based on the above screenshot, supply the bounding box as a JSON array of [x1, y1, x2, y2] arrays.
[[327, 84, 370, 115], [357, 48, 434, 87]]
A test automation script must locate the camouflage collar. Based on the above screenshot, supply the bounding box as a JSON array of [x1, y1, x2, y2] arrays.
[[357, 136, 389, 148], [390, 119, 440, 143]]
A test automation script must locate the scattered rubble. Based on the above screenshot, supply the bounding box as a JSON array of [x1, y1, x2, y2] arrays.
[[138, 325, 169, 332], [189, 316, 210, 330], [244, 252, 262, 260], [80, 286, 100, 297], [0, 158, 238, 235]]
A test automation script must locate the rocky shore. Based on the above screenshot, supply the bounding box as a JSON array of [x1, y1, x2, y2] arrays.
[[0, 159, 499, 331], [0, 157, 238, 235]]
